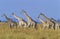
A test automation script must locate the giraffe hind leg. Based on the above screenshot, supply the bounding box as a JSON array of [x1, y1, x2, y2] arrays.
[[27, 23, 31, 27], [9, 23, 14, 29], [24, 24, 27, 27]]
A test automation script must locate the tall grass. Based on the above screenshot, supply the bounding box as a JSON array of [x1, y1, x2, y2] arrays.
[[0, 22, 60, 39]]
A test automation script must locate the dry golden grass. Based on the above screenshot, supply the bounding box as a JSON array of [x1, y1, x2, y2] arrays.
[[0, 22, 60, 39]]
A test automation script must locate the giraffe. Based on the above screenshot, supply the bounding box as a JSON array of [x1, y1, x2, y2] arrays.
[[11, 13, 27, 27], [39, 13, 55, 29], [50, 18, 60, 30], [21, 10, 37, 29], [37, 15, 49, 29], [2, 13, 17, 28]]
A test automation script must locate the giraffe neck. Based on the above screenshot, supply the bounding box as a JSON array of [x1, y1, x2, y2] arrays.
[[38, 18, 46, 24], [4, 15, 11, 21], [40, 14, 50, 22], [23, 12, 32, 21], [51, 18, 57, 23], [12, 14, 23, 21]]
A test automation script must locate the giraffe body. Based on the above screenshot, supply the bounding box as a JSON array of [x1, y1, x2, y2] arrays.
[[12, 13, 27, 27], [51, 18, 60, 30], [37, 16, 49, 29], [22, 10, 37, 28], [2, 13, 17, 28], [40, 13, 55, 29]]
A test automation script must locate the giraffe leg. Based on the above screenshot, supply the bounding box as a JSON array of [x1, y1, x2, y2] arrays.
[[51, 26, 53, 29], [27, 23, 30, 27], [50, 24, 54, 29], [32, 23, 35, 28], [15, 24, 17, 29], [9, 24, 12, 28], [54, 25, 56, 30], [23, 23, 27, 27], [9, 23, 14, 28], [43, 25, 45, 29], [18, 22, 22, 28], [56, 25, 59, 30], [18, 23, 20, 27], [46, 24, 49, 29]]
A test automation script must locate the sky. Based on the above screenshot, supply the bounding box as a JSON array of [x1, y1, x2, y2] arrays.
[[0, 0, 60, 22]]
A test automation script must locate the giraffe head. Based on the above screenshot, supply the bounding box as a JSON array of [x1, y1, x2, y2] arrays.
[[11, 13, 15, 16], [50, 18, 54, 20], [21, 9, 27, 15], [50, 17, 56, 21], [37, 17, 40, 20], [1, 13, 6, 17], [37, 15, 40, 19], [40, 13, 46, 18], [22, 9, 26, 13], [40, 13, 44, 15]]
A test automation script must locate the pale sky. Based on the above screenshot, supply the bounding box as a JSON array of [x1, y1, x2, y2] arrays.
[[0, 0, 60, 21]]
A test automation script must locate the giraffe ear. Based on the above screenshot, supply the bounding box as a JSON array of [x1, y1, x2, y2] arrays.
[[37, 16, 39, 19], [22, 9, 25, 12], [37, 17, 39, 20], [21, 9, 26, 13], [40, 13, 44, 15], [12, 13, 14, 15]]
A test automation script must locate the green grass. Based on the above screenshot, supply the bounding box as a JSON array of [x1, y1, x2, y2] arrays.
[[0, 22, 60, 39]]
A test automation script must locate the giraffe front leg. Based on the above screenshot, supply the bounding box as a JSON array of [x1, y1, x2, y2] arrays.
[[32, 23, 35, 28], [18, 24, 20, 28], [18, 24, 21, 28], [42, 25, 45, 29], [9, 24, 12, 28], [56, 25, 59, 30], [55, 26, 58, 30], [24, 23, 27, 27], [27, 23, 30, 27], [50, 24, 54, 29], [51, 26, 53, 29], [46, 24, 49, 29], [18, 22, 22, 28], [9, 23, 14, 28]]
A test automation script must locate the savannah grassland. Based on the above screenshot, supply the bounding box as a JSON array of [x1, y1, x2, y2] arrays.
[[0, 22, 60, 39]]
